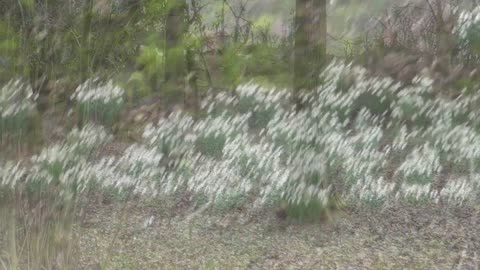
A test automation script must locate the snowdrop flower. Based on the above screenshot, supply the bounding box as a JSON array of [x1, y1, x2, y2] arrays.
[[71, 79, 124, 104], [0, 79, 36, 119]]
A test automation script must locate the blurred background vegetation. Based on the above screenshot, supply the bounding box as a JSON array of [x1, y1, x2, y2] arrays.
[[2, 0, 480, 206], [0, 0, 410, 113]]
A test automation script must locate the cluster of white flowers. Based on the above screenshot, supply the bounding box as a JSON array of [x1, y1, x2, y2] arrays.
[[185, 61, 480, 205], [439, 177, 474, 202], [66, 123, 112, 152], [4, 59, 480, 208], [70, 79, 125, 126], [398, 183, 435, 202], [0, 79, 36, 119], [0, 161, 27, 189], [0, 124, 112, 197], [351, 175, 396, 202], [455, 6, 480, 61], [71, 78, 124, 104], [456, 6, 480, 40], [395, 143, 442, 180], [30, 143, 79, 169], [143, 111, 195, 157], [235, 83, 291, 109]]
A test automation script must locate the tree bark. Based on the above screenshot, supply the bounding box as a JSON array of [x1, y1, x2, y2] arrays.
[[80, 0, 94, 82], [294, 0, 327, 110], [165, 0, 187, 85]]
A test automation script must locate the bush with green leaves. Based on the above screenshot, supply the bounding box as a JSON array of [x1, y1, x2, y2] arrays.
[[128, 43, 165, 100], [71, 78, 125, 128], [220, 44, 248, 87]]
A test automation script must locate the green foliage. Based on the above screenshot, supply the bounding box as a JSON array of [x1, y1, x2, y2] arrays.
[[0, 186, 12, 204], [26, 162, 71, 206], [0, 22, 21, 80], [0, 80, 40, 143], [405, 173, 434, 185], [214, 192, 248, 212], [404, 193, 433, 206], [237, 154, 257, 179], [20, 0, 35, 11], [183, 34, 203, 52], [0, 0, 146, 97], [165, 47, 186, 75], [221, 44, 247, 86], [244, 43, 290, 82], [398, 100, 431, 128], [90, 21, 139, 69], [102, 186, 131, 203], [253, 15, 274, 33], [352, 92, 391, 119], [358, 196, 385, 208], [234, 91, 277, 130], [127, 71, 152, 102], [131, 43, 165, 97], [138, 45, 165, 80], [0, 111, 34, 140], [192, 192, 210, 209], [72, 79, 125, 129], [455, 78, 479, 95], [76, 100, 123, 128], [253, 15, 275, 43], [236, 95, 255, 114], [281, 196, 343, 222], [464, 22, 480, 55], [249, 107, 276, 130], [142, 0, 167, 22], [195, 133, 226, 159]]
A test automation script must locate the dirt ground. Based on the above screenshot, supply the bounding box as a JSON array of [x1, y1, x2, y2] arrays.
[[76, 199, 480, 270]]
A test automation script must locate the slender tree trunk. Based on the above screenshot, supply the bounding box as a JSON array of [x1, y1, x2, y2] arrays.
[[26, 1, 58, 113], [76, 0, 94, 128], [80, 0, 94, 82], [294, 0, 327, 110], [186, 48, 200, 116]]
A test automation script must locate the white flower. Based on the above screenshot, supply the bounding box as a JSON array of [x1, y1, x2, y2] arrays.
[[71, 79, 124, 104]]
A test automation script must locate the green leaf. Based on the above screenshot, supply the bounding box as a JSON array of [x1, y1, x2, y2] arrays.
[[21, 0, 35, 10]]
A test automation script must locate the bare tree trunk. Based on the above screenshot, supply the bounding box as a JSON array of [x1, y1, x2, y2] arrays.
[[186, 48, 200, 116], [165, 0, 187, 86], [25, 0, 64, 114], [76, 0, 94, 127], [80, 0, 94, 82], [293, 0, 327, 111]]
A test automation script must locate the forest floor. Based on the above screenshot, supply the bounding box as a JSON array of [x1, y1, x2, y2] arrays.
[[3, 99, 480, 270], [76, 197, 480, 270]]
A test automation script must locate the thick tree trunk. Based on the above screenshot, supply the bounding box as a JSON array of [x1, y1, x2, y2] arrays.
[[293, 0, 327, 110], [165, 1, 187, 85], [28, 0, 64, 113]]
